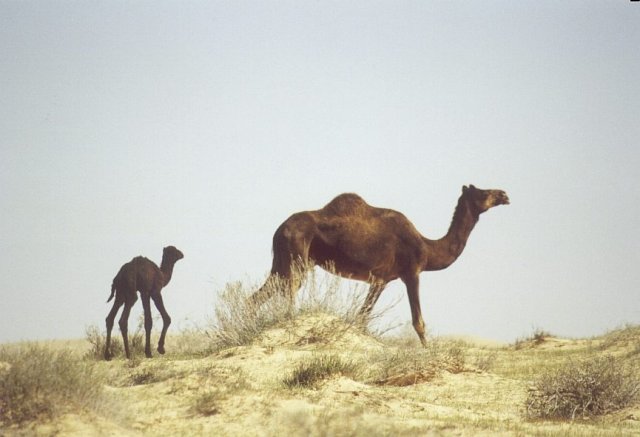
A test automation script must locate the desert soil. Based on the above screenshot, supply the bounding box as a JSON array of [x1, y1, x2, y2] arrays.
[[3, 315, 640, 436]]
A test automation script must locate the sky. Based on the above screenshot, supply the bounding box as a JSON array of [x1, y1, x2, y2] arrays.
[[1, 1, 639, 344]]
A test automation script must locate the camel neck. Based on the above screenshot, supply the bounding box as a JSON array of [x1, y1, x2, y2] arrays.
[[160, 259, 176, 286], [423, 195, 479, 271]]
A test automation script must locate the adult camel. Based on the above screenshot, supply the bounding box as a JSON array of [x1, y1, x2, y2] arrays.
[[250, 185, 509, 346]]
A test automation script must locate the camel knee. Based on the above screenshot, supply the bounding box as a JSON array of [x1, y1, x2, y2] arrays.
[[118, 318, 128, 334]]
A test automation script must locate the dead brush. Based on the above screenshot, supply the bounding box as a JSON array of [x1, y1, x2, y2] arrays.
[[207, 262, 396, 351], [526, 354, 640, 420]]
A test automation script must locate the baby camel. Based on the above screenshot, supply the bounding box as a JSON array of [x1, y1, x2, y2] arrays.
[[104, 246, 184, 360]]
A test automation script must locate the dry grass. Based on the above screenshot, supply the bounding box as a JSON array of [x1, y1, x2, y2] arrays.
[[207, 263, 396, 351], [599, 324, 640, 356], [0, 344, 109, 425], [364, 338, 468, 386]]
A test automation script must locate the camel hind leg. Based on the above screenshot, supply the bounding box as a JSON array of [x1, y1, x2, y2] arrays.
[[250, 221, 312, 307], [118, 294, 138, 359], [358, 280, 387, 322], [104, 294, 124, 360]]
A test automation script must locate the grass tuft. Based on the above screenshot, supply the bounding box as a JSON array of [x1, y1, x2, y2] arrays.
[[367, 339, 468, 386], [283, 354, 360, 388]]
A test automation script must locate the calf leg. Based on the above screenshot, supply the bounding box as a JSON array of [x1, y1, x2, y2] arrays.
[[141, 294, 153, 358], [118, 296, 137, 359], [104, 295, 124, 360], [151, 293, 171, 355]]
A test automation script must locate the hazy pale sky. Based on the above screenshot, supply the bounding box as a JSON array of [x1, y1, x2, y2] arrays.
[[1, 1, 639, 344]]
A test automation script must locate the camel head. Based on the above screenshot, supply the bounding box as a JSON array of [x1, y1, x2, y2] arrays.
[[462, 185, 510, 214], [163, 245, 184, 263]]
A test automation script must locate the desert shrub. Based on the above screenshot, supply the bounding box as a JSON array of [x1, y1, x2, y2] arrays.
[[208, 279, 295, 349], [283, 354, 360, 388], [85, 318, 146, 360], [207, 263, 393, 351], [0, 344, 107, 424], [526, 354, 640, 420]]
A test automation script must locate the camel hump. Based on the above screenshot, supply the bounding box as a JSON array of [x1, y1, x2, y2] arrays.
[[322, 193, 370, 216]]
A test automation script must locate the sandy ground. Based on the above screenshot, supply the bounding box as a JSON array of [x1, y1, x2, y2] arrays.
[[3, 315, 640, 436]]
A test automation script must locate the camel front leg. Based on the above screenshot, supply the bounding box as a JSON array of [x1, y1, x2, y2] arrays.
[[403, 274, 427, 347], [141, 294, 154, 358], [151, 293, 171, 355]]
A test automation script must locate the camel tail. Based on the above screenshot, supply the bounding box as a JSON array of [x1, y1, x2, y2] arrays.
[[107, 282, 116, 303]]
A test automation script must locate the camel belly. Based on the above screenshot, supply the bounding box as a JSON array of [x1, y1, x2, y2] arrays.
[[309, 239, 396, 283]]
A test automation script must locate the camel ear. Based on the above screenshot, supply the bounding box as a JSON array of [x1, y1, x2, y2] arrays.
[[469, 184, 477, 190], [462, 185, 469, 193]]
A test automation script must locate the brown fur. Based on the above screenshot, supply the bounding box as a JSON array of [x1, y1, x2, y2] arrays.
[[251, 185, 509, 346], [104, 246, 184, 360]]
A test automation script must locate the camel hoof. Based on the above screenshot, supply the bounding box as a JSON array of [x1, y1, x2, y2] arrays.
[[157, 345, 165, 355], [104, 352, 112, 361]]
